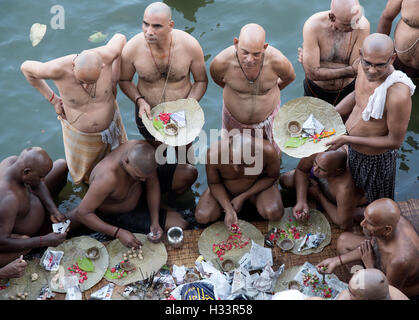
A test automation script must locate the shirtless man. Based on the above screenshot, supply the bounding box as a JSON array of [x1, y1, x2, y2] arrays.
[[280, 148, 365, 229], [210, 23, 295, 157], [337, 268, 409, 300], [21, 33, 128, 184], [0, 147, 68, 267], [317, 198, 419, 298], [300, 0, 370, 106], [377, 0, 419, 78], [119, 2, 207, 150], [68, 140, 197, 247], [327, 33, 415, 204], [195, 134, 283, 230]]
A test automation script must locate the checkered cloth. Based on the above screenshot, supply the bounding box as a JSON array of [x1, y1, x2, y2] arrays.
[[348, 145, 398, 204]]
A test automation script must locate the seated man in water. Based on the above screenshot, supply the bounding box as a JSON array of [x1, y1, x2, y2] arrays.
[[377, 0, 419, 78], [299, 0, 370, 105], [316, 198, 419, 298], [68, 140, 197, 247], [337, 268, 409, 300], [0, 147, 68, 267], [195, 133, 283, 230], [280, 148, 365, 230], [21, 33, 128, 185]]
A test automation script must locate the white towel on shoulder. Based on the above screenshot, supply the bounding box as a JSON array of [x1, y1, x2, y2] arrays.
[[362, 70, 416, 121]]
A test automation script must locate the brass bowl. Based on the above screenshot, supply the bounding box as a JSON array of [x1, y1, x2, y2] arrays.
[[278, 239, 295, 251], [164, 123, 179, 136], [288, 280, 302, 292], [85, 247, 100, 260], [287, 121, 302, 137]]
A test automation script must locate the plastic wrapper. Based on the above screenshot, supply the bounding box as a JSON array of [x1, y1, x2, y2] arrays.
[[249, 241, 273, 271], [41, 250, 64, 272], [63, 276, 82, 300], [172, 264, 186, 285], [52, 219, 71, 234], [37, 286, 55, 300], [302, 114, 325, 137], [298, 233, 326, 252], [90, 283, 114, 300], [253, 264, 285, 293]]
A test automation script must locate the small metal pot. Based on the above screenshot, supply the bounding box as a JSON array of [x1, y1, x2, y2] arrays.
[[288, 280, 303, 292], [167, 226, 184, 248]]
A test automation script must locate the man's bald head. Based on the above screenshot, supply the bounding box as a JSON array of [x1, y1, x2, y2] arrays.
[[19, 147, 52, 170], [330, 0, 362, 32], [316, 149, 347, 175], [238, 23, 266, 49], [73, 50, 103, 83], [364, 198, 400, 229], [126, 143, 157, 176], [362, 33, 395, 58], [349, 269, 391, 300], [144, 2, 172, 20]]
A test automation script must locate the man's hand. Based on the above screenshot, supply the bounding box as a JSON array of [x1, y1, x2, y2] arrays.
[[359, 239, 375, 269], [50, 211, 67, 224], [137, 98, 152, 120], [51, 94, 66, 119], [293, 201, 309, 220], [316, 257, 340, 274], [224, 209, 238, 231], [0, 256, 27, 279], [42, 232, 67, 247], [326, 135, 347, 151], [230, 194, 246, 213], [148, 224, 163, 243], [118, 229, 143, 248]]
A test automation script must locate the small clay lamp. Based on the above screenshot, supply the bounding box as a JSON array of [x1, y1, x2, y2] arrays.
[[164, 123, 179, 136], [120, 261, 136, 272], [221, 259, 235, 272], [85, 247, 100, 260], [287, 121, 302, 137], [278, 239, 294, 251]]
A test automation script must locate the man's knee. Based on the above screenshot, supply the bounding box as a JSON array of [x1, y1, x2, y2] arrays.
[[279, 170, 295, 189], [260, 203, 284, 221], [194, 207, 215, 225], [183, 164, 198, 187], [337, 232, 356, 254]]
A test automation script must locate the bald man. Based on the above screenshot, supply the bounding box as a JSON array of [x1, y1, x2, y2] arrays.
[[0, 147, 69, 267], [327, 33, 415, 204], [210, 23, 296, 157], [337, 268, 409, 300], [299, 0, 370, 106], [280, 148, 365, 229], [21, 33, 128, 184], [377, 0, 419, 78], [119, 2, 208, 150], [195, 134, 283, 230], [68, 140, 197, 246], [317, 198, 419, 298]]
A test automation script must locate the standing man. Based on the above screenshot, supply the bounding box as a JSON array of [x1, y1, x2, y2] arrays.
[[326, 33, 415, 204], [210, 23, 296, 157], [377, 0, 419, 78], [21, 34, 128, 185], [300, 0, 370, 106], [119, 2, 208, 151]]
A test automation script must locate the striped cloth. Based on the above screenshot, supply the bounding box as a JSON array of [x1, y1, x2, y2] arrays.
[[221, 101, 281, 157], [59, 101, 128, 184], [348, 145, 398, 204]]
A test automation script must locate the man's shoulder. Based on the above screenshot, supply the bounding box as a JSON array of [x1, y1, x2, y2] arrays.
[[386, 80, 412, 108], [174, 29, 203, 51], [304, 11, 329, 30], [124, 33, 145, 53]]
